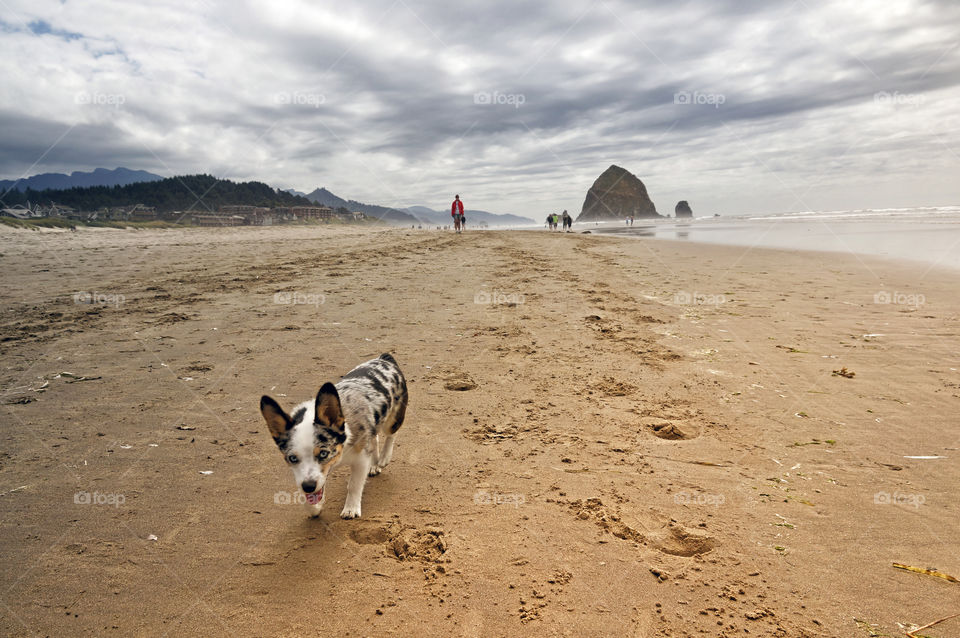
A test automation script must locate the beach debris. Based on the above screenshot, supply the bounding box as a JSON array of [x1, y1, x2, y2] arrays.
[[853, 619, 885, 635], [892, 563, 959, 583], [650, 422, 696, 440], [794, 411, 809, 418], [832, 367, 855, 378], [776, 345, 806, 353], [791, 439, 835, 447], [649, 566, 670, 581], [147, 534, 158, 541], [903, 455, 945, 460], [199, 470, 213, 475], [57, 372, 102, 383], [176, 425, 196, 431], [905, 612, 960, 638]]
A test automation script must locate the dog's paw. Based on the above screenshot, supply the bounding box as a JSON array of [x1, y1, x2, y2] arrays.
[[368, 465, 382, 477], [340, 505, 361, 519]]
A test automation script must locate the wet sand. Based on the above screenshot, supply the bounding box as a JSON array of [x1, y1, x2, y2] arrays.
[[0, 225, 958, 637], [588, 210, 960, 270]]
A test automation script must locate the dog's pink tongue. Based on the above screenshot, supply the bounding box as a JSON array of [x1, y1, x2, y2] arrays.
[[305, 489, 323, 505]]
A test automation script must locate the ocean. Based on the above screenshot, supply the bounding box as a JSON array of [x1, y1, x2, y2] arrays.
[[585, 206, 960, 271]]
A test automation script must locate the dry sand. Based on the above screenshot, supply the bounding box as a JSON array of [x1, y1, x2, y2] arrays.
[[0, 225, 958, 637]]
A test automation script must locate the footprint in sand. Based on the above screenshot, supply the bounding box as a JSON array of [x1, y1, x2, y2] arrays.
[[647, 522, 716, 557], [444, 372, 477, 391]]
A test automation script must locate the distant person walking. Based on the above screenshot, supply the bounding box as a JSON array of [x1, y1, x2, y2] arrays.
[[451, 194, 465, 233], [562, 210, 572, 231]]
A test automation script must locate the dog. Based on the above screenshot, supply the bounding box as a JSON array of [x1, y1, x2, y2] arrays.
[[260, 353, 408, 519]]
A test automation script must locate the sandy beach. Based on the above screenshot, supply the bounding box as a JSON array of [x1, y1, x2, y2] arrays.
[[1, 225, 958, 637]]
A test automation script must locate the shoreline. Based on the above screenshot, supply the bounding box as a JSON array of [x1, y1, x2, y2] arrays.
[[5, 218, 958, 274]]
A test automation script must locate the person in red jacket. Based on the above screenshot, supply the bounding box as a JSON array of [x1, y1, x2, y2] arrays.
[[451, 194, 465, 233]]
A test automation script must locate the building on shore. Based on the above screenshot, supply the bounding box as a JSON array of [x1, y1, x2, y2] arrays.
[[273, 206, 335, 220], [1, 205, 40, 219], [247, 209, 278, 226], [128, 204, 157, 221], [191, 213, 247, 227]]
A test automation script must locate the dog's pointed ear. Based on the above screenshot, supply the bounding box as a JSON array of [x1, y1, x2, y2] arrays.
[[260, 395, 292, 440], [314, 382, 344, 430]]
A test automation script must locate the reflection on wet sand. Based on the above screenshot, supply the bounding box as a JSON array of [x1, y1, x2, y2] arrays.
[[586, 213, 960, 269]]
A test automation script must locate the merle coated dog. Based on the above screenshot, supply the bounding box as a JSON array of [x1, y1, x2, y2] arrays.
[[260, 354, 408, 519]]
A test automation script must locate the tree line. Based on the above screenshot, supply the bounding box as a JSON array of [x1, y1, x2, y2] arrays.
[[1, 174, 314, 212]]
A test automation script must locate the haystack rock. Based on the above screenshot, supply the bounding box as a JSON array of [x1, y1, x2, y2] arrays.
[[675, 200, 693, 218], [576, 165, 659, 222]]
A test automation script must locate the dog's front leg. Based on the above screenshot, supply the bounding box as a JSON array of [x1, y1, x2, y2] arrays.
[[340, 454, 372, 519]]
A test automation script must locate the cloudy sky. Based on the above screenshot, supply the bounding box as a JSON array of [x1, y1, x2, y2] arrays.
[[1, 0, 958, 215]]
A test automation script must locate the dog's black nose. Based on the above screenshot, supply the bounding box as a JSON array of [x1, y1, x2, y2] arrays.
[[301, 480, 317, 494]]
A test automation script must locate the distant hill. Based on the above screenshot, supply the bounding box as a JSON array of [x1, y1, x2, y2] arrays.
[[0, 174, 314, 212], [301, 187, 417, 225], [402, 205, 535, 227], [304, 187, 347, 208], [0, 167, 164, 193]]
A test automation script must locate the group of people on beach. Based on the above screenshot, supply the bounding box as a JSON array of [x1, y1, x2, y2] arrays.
[[546, 210, 573, 232], [448, 195, 574, 233]]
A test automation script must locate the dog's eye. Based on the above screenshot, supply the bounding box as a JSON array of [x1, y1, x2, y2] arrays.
[[286, 454, 299, 464], [317, 450, 329, 460]]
